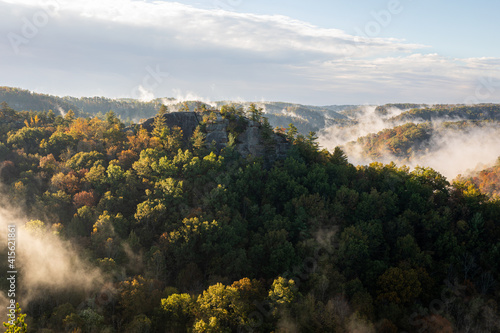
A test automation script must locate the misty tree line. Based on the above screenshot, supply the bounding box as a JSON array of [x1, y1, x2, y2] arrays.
[[1, 101, 500, 332]]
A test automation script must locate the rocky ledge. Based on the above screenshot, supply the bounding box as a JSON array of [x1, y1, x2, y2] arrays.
[[140, 111, 290, 160]]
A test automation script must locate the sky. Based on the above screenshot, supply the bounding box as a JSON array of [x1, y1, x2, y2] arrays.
[[1, 0, 499, 105]]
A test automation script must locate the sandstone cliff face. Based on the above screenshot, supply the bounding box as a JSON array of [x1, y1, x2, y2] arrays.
[[140, 112, 201, 141], [141, 112, 290, 160], [233, 119, 289, 160], [205, 115, 229, 151]]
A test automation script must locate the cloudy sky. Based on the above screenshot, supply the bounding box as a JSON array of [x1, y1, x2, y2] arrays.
[[1, 0, 499, 105]]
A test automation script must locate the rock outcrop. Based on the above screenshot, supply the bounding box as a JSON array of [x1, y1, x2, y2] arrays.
[[140, 112, 290, 160], [203, 114, 290, 160], [140, 112, 201, 141], [205, 115, 229, 151], [235, 119, 289, 160]]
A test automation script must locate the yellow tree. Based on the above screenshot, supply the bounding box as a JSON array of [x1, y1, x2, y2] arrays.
[[162, 293, 194, 330], [194, 283, 240, 332], [3, 303, 27, 333]]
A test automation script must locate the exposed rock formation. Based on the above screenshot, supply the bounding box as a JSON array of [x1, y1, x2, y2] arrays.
[[140, 112, 290, 160], [205, 114, 229, 151], [140, 112, 201, 141], [235, 120, 289, 160]]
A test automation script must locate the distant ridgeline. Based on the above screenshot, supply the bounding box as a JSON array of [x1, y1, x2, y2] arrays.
[[0, 86, 354, 135], [347, 104, 500, 161], [0, 86, 77, 115], [0, 86, 164, 120], [389, 103, 500, 123], [374, 103, 427, 116], [373, 103, 500, 122]]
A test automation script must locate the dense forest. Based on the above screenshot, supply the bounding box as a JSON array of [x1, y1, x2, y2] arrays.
[[348, 120, 498, 161], [389, 104, 500, 123], [374, 104, 427, 117], [1, 100, 500, 333], [347, 122, 434, 160], [0, 86, 163, 122], [458, 158, 500, 199]]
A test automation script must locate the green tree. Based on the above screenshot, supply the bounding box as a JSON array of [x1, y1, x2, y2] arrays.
[[377, 267, 422, 304], [337, 225, 370, 277], [7, 127, 48, 153], [125, 314, 152, 333], [79, 308, 104, 333], [42, 131, 76, 157], [159, 126, 183, 153], [91, 211, 116, 256], [118, 276, 163, 320], [286, 123, 298, 142], [85, 163, 107, 192], [66, 151, 105, 170], [65, 109, 76, 122], [49, 303, 76, 330], [62, 313, 84, 332], [330, 146, 349, 165], [105, 110, 120, 127], [46, 109, 56, 122], [135, 198, 167, 230], [306, 131, 319, 150], [107, 164, 125, 186], [191, 126, 206, 156], [152, 104, 168, 138], [260, 117, 274, 146], [248, 103, 263, 122], [0, 101, 16, 118]]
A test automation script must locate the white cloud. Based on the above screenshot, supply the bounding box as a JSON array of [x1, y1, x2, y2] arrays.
[[0, 205, 104, 306], [2, 0, 423, 57], [302, 54, 500, 103], [0, 0, 499, 104], [136, 85, 155, 102]]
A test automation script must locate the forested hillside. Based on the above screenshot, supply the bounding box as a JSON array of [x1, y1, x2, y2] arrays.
[[348, 120, 497, 161], [374, 104, 427, 117], [457, 158, 500, 199], [0, 86, 164, 121], [1, 101, 500, 332], [389, 104, 500, 123], [0, 87, 351, 135], [325, 102, 500, 182], [0, 87, 78, 116]]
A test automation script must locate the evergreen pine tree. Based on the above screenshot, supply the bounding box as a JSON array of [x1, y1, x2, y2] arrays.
[[152, 104, 168, 138]]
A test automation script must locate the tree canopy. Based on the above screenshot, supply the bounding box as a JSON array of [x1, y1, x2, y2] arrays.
[[0, 103, 499, 332]]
